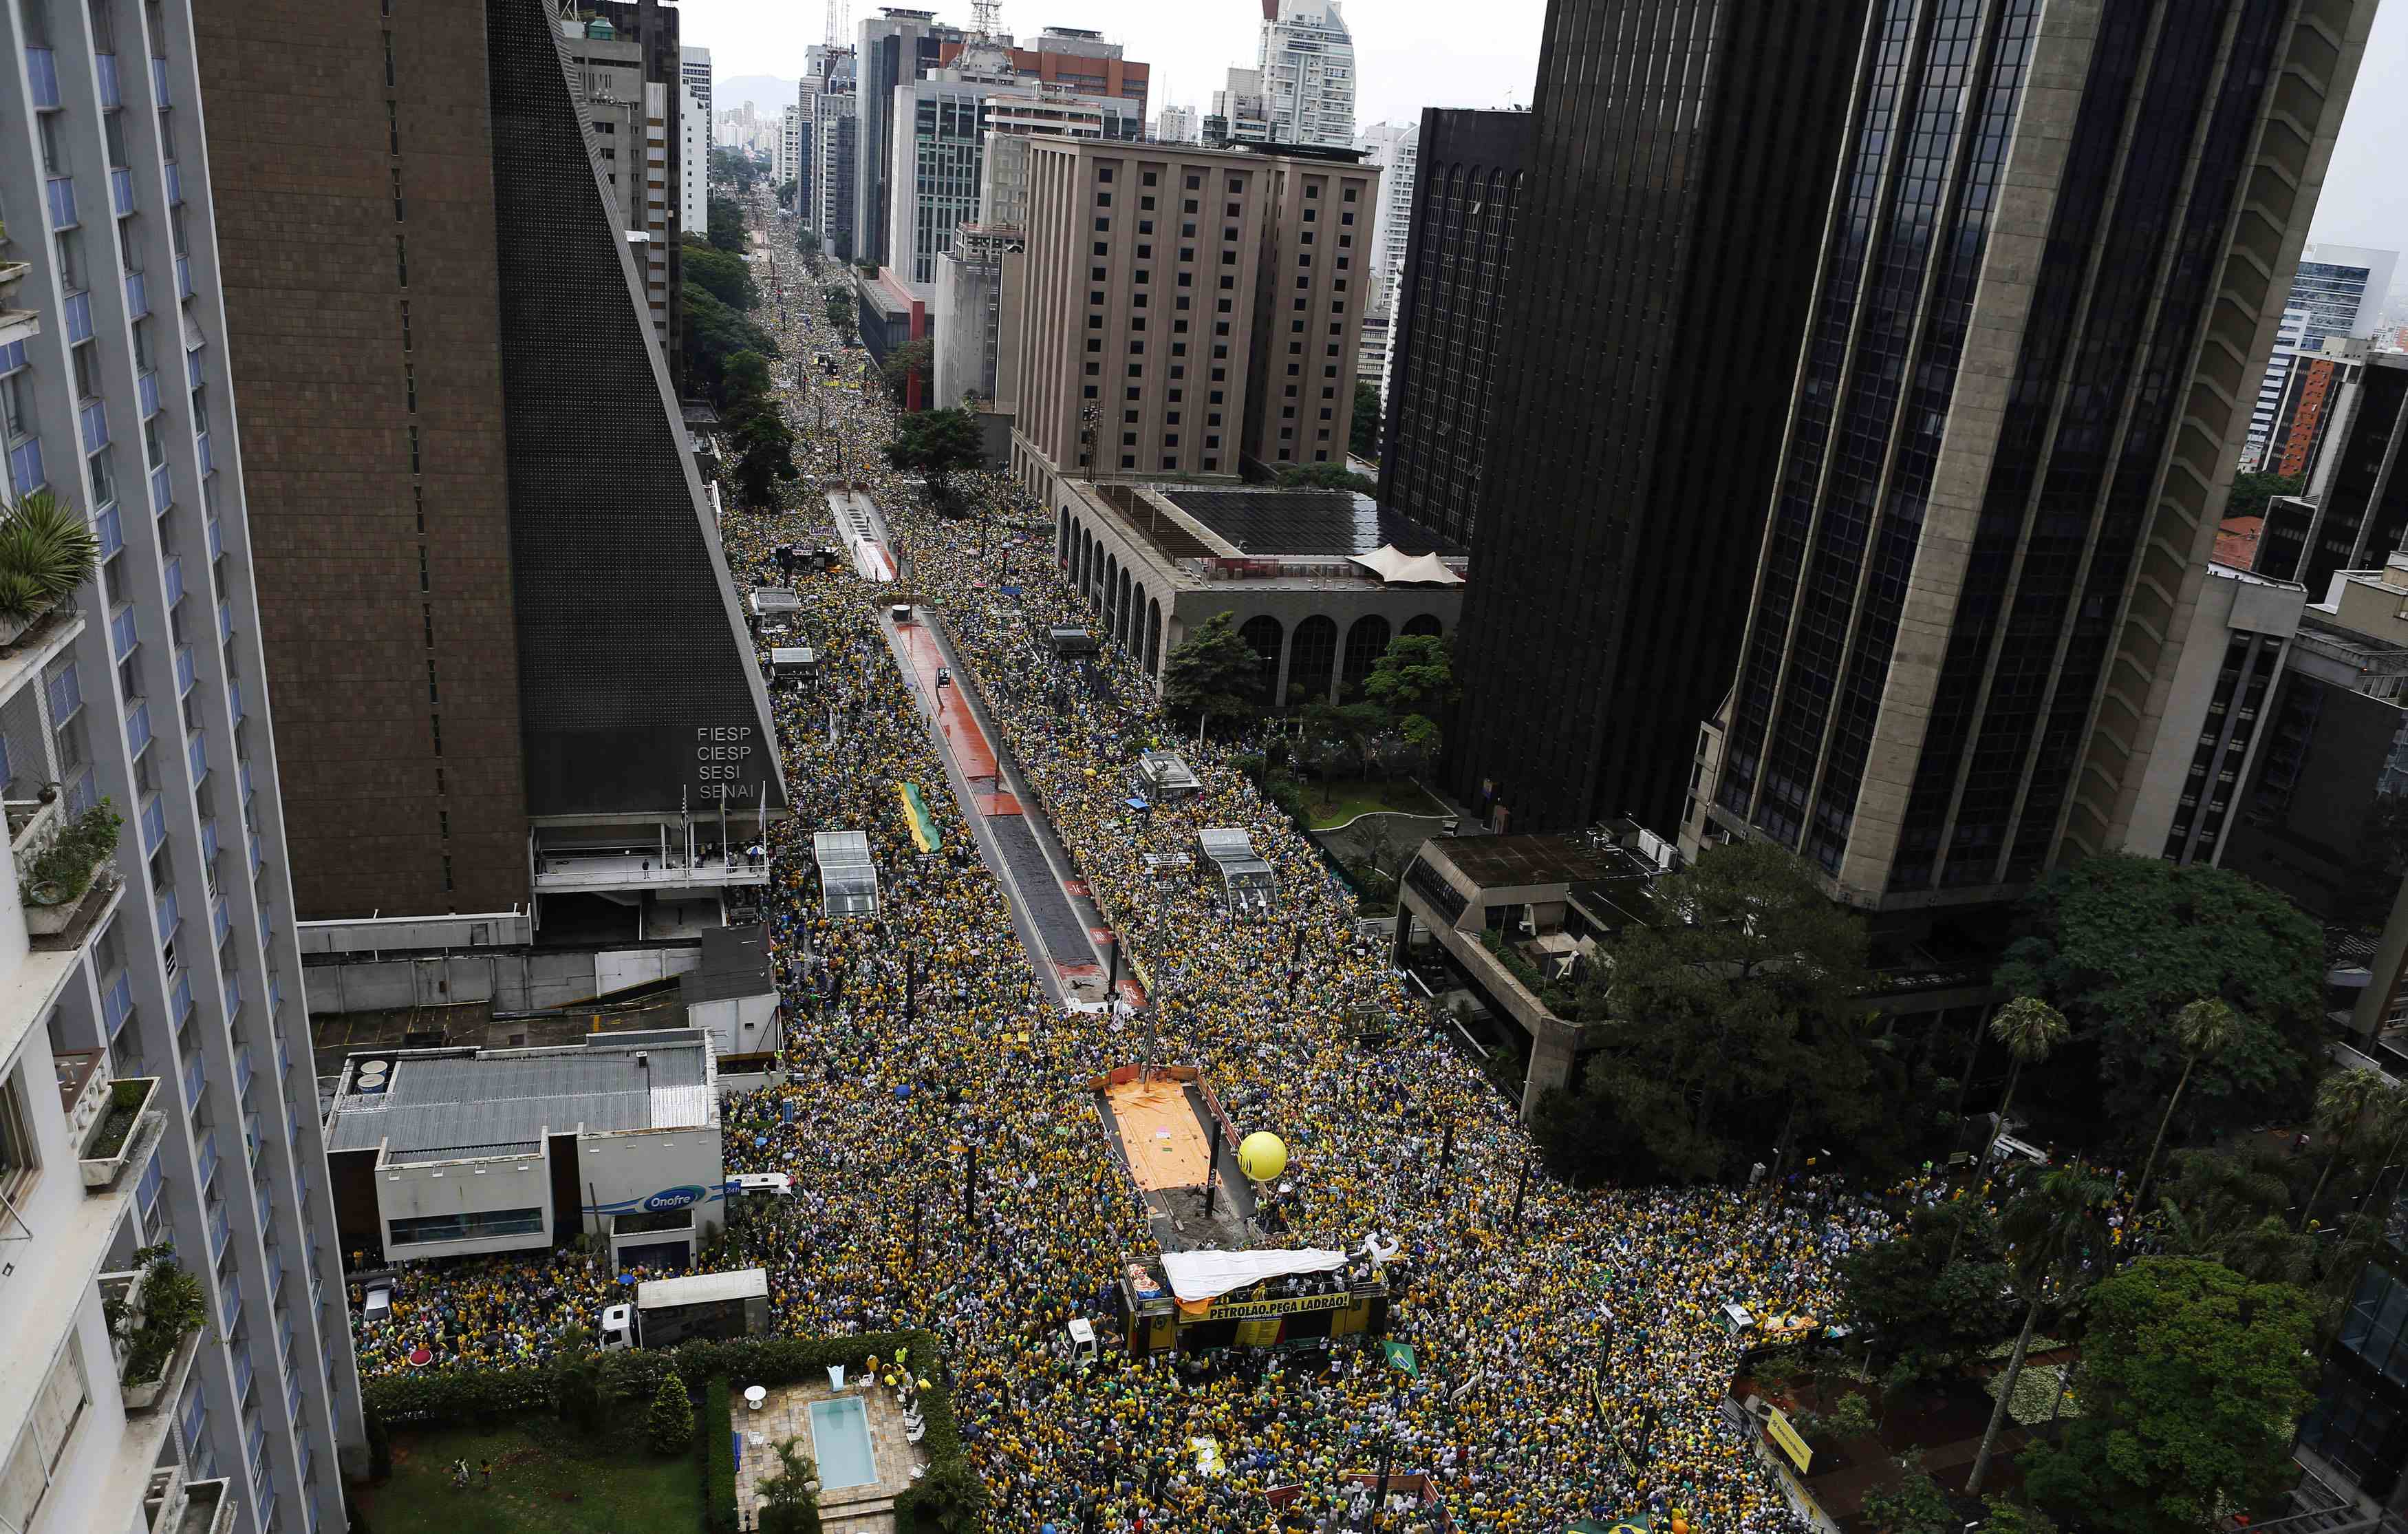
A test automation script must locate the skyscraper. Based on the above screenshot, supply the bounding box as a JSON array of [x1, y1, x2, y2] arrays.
[[1443, 0, 1875, 836], [1351, 120, 1417, 390], [1697, 0, 2376, 910], [853, 8, 967, 272], [193, 0, 785, 930], [1255, 0, 1353, 149], [0, 3, 365, 1532], [1377, 109, 1530, 550], [2242, 242, 2398, 470], [680, 46, 713, 234]]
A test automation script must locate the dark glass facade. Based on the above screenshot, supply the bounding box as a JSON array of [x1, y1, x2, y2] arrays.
[[2303, 1242, 2408, 1504], [1446, 0, 1873, 835], [2258, 363, 2408, 596], [1717, 0, 2296, 896], [1377, 109, 1531, 550]]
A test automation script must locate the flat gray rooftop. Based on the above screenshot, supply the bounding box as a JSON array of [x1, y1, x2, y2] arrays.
[[1159, 487, 1463, 558], [325, 1033, 715, 1162]]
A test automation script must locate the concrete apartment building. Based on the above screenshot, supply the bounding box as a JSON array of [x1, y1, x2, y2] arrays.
[[192, 0, 785, 948], [0, 3, 367, 1532], [812, 85, 859, 259], [1006, 140, 1378, 486], [1255, 0, 1353, 149], [1207, 67, 1269, 147], [1155, 103, 1198, 145], [679, 48, 711, 234], [559, 1, 686, 360], [1692, 0, 2376, 914], [1351, 119, 1415, 392]]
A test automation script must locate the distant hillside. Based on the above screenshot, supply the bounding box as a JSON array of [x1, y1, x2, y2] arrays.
[[716, 74, 801, 114]]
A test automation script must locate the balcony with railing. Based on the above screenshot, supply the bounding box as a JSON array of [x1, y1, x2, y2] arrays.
[[175, 252, 191, 301], [164, 554, 183, 607], [144, 1467, 236, 1534], [163, 160, 182, 207], [175, 642, 194, 696], [125, 268, 147, 317], [264, 1244, 282, 1301], [252, 1178, 270, 1235], [140, 792, 166, 857], [151, 460, 171, 513], [241, 1110, 260, 1169], [186, 726, 207, 786], [45, 175, 76, 231], [111, 602, 138, 660], [230, 1044, 251, 1102], [206, 517, 222, 561], [195, 431, 212, 477], [171, 968, 193, 1024], [199, 816, 217, 866], [96, 52, 119, 108], [248, 831, 262, 878], [206, 1197, 229, 1261], [138, 367, 159, 420], [103, 966, 134, 1041], [211, 893, 228, 948], [180, 1045, 203, 1108], [111, 167, 134, 218], [222, 970, 240, 1020], [193, 1127, 218, 1195], [217, 599, 231, 643], [221, 1275, 241, 1341], [126, 697, 151, 756], [228, 680, 242, 723], [231, 1341, 253, 1406]]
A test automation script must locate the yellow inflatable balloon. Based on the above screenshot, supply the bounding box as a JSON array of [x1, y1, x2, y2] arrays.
[[1238, 1132, 1288, 1181]]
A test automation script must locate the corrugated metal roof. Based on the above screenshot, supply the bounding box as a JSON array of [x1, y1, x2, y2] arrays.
[[327, 1036, 713, 1162]]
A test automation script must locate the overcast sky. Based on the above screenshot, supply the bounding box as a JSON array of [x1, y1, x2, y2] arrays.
[[687, 0, 2408, 270]]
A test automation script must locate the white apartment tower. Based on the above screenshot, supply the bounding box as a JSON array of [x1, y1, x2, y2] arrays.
[[0, 8, 365, 1534], [1353, 119, 1416, 388], [1256, 0, 1353, 149], [679, 45, 711, 232], [1154, 103, 1196, 145], [776, 103, 805, 193]]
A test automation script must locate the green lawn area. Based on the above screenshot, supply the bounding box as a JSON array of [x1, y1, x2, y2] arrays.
[[356, 1421, 700, 1534], [1304, 776, 1446, 829]]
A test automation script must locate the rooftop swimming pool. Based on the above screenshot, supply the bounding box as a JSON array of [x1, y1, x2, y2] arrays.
[[809, 1395, 878, 1489]]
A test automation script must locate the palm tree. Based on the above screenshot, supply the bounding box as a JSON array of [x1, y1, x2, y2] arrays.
[[2130, 998, 2242, 1216], [1966, 1165, 2110, 1499], [1948, 998, 2070, 1267], [2301, 1067, 2389, 1232]]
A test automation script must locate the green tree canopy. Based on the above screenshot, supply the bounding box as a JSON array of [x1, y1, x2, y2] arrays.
[[1840, 1201, 2016, 1383], [1273, 462, 1376, 493], [824, 287, 857, 342], [644, 1372, 695, 1455], [707, 193, 749, 253], [881, 336, 934, 401], [684, 284, 780, 405], [1362, 632, 1460, 758], [1555, 840, 1879, 1182], [681, 242, 760, 312], [1162, 612, 1259, 743], [2226, 469, 2304, 523], [709, 145, 762, 191], [1995, 854, 2323, 1135], [885, 408, 985, 511], [1350, 379, 1382, 458], [2020, 1257, 2319, 1534]]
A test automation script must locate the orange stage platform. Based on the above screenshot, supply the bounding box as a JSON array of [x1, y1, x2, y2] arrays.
[[1104, 1076, 1216, 1192]]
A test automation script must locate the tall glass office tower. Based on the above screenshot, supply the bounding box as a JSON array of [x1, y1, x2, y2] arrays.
[[0, 3, 365, 1533], [1701, 0, 2377, 910]]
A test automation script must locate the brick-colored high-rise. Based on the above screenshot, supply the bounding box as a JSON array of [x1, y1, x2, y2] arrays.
[[194, 0, 783, 926], [194, 0, 526, 918], [1007, 139, 1378, 486]]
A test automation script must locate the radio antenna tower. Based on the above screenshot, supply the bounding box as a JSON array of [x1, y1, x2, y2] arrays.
[[825, 0, 850, 47], [969, 0, 1000, 39]]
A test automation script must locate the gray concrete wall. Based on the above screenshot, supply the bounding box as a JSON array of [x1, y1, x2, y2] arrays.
[[305, 949, 620, 1014]]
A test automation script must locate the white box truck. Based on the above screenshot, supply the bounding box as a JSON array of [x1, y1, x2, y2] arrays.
[[599, 1267, 771, 1351]]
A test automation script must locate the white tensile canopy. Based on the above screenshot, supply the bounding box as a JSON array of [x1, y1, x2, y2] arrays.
[[1347, 544, 1464, 586]]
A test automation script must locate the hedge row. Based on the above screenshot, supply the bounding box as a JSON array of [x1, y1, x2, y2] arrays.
[[360, 1328, 979, 1530], [704, 1376, 736, 1533]]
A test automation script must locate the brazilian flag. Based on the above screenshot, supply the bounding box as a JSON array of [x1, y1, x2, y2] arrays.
[[898, 783, 942, 852]]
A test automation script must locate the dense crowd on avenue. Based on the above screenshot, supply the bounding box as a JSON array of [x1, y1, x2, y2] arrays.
[[346, 206, 1966, 1533]]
